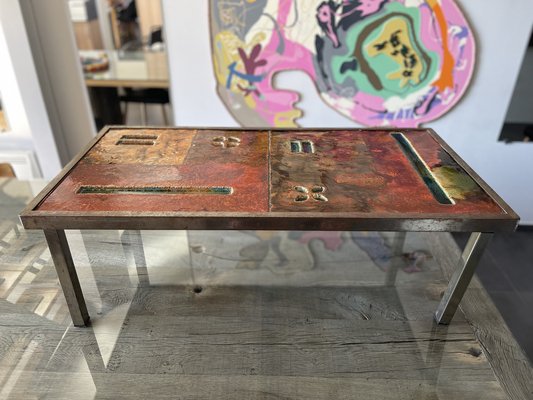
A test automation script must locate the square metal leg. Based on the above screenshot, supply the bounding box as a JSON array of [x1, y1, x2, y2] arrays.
[[434, 232, 492, 325], [121, 230, 150, 285], [385, 232, 407, 286], [44, 229, 90, 327]]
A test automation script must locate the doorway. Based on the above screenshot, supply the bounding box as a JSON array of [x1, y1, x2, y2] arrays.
[[69, 0, 172, 129]]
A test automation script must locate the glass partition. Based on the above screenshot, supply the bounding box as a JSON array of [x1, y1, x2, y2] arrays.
[[69, 0, 171, 128]]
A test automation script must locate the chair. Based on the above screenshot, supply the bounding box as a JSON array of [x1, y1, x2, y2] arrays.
[[148, 26, 163, 49], [120, 88, 170, 125]]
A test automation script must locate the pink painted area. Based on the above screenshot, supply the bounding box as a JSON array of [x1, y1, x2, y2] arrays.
[[298, 231, 344, 251], [252, 0, 317, 126], [356, 0, 386, 17], [317, 3, 340, 47], [419, 4, 444, 61], [407, 0, 476, 125]]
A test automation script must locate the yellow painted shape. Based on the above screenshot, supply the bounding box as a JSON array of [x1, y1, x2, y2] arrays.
[[274, 109, 301, 128], [366, 17, 424, 88], [244, 92, 257, 109]]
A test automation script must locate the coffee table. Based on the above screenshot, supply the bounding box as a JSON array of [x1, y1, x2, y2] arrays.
[[20, 127, 519, 327]]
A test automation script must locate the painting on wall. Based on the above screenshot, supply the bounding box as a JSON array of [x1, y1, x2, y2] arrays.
[[210, 0, 476, 128]]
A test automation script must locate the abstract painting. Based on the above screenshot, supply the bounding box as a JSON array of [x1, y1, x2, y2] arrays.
[[210, 0, 476, 127]]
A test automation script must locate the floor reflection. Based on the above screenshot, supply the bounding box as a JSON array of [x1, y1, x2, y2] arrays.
[[0, 178, 505, 399]]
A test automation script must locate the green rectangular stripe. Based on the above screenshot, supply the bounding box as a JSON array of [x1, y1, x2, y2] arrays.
[[78, 186, 233, 195], [391, 133, 453, 205]]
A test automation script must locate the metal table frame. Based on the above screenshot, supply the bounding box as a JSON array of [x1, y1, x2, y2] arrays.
[[20, 127, 519, 327]]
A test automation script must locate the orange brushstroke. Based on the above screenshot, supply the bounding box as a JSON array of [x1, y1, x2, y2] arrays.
[[428, 0, 455, 92]]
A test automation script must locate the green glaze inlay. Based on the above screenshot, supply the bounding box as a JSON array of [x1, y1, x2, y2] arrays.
[[391, 133, 453, 205], [78, 186, 233, 195]]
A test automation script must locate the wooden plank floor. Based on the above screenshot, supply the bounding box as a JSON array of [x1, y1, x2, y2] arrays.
[[454, 230, 533, 362], [0, 178, 531, 399]]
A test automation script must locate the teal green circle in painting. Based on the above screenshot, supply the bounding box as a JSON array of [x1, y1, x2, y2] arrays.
[[332, 2, 439, 100]]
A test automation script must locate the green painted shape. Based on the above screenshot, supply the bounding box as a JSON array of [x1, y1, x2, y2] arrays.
[[332, 2, 439, 99]]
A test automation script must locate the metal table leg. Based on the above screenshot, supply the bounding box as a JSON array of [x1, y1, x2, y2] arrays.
[[385, 232, 407, 286], [44, 229, 90, 327], [121, 230, 150, 285], [434, 232, 492, 325]]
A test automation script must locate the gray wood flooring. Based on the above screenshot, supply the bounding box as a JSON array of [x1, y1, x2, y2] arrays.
[[454, 230, 533, 362], [0, 178, 531, 399]]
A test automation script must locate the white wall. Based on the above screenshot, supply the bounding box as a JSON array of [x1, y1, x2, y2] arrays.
[[162, 0, 234, 126], [0, 0, 62, 179], [164, 0, 533, 224], [505, 48, 533, 123], [20, 0, 96, 162]]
